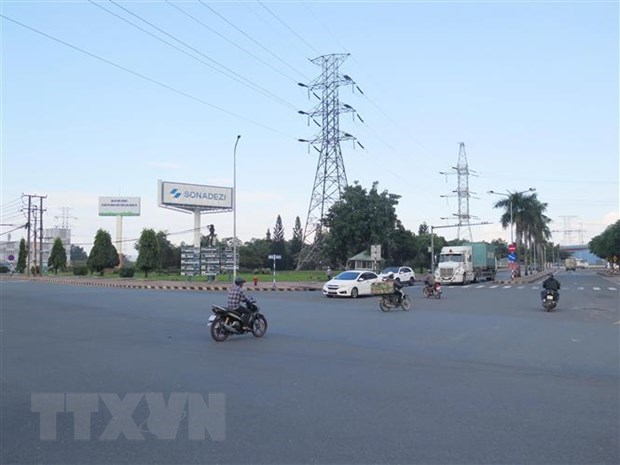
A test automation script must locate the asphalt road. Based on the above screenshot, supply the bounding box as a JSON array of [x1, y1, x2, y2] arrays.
[[2, 270, 618, 464]]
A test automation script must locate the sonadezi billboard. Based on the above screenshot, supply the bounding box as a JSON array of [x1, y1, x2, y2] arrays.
[[158, 181, 233, 210], [99, 197, 141, 216]]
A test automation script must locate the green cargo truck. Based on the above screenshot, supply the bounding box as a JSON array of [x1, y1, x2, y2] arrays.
[[436, 242, 497, 284]]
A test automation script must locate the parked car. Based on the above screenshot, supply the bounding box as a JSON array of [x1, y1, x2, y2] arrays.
[[378, 266, 415, 286], [322, 270, 381, 298]]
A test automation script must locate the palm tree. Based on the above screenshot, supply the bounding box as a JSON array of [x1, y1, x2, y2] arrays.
[[492, 192, 550, 274]]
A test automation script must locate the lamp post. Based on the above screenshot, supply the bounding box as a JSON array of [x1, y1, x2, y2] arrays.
[[488, 188, 535, 245], [233, 135, 241, 281]]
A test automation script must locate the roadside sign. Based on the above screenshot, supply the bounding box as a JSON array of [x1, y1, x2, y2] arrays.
[[268, 254, 282, 260], [7, 255, 15, 261], [507, 252, 517, 262], [507, 243, 516, 253]]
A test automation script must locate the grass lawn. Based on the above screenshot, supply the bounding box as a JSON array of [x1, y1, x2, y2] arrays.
[[52, 270, 328, 283]]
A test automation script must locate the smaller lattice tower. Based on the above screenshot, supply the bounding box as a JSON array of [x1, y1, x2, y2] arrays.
[[440, 142, 478, 241]]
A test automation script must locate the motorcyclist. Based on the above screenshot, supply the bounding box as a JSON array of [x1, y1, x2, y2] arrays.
[[424, 269, 436, 294], [385, 272, 404, 302], [227, 277, 251, 329], [541, 273, 561, 302]]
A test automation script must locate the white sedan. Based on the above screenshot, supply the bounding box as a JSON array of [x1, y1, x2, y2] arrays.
[[322, 270, 381, 298], [378, 266, 416, 286]]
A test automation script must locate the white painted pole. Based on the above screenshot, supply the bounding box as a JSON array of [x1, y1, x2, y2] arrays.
[[116, 215, 123, 267], [194, 209, 201, 248]]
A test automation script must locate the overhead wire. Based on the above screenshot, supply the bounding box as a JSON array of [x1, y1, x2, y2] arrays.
[[102, 0, 298, 112], [164, 0, 299, 85], [198, 0, 309, 82], [0, 13, 295, 139], [256, 1, 321, 56]]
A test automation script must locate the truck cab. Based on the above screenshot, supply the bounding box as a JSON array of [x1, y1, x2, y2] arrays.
[[436, 246, 473, 285]]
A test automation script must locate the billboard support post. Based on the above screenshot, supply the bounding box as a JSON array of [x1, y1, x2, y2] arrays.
[[194, 209, 201, 248], [116, 216, 123, 267], [99, 197, 140, 268]]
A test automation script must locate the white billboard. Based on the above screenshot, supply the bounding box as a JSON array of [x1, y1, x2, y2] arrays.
[[99, 197, 141, 216], [158, 181, 233, 210]]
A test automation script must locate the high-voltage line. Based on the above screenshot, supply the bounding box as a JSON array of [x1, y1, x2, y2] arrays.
[[296, 53, 363, 270]]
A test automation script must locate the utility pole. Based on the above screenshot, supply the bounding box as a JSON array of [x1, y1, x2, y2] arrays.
[[296, 53, 364, 270], [26, 195, 32, 276], [24, 193, 47, 276]]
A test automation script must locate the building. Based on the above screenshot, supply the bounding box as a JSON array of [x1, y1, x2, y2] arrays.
[[0, 228, 72, 271]]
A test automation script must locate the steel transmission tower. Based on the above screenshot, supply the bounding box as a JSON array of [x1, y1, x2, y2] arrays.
[[296, 53, 363, 270], [440, 142, 477, 242]]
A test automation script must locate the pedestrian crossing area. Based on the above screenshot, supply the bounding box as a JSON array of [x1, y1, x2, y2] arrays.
[[443, 284, 618, 292]]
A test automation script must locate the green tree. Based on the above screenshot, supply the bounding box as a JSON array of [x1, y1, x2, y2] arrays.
[[70, 244, 88, 261], [265, 229, 271, 241], [156, 231, 180, 270], [290, 216, 304, 269], [418, 222, 429, 235], [16, 238, 27, 273], [272, 215, 289, 269], [589, 220, 620, 260], [240, 238, 271, 270], [323, 181, 401, 267], [493, 191, 550, 274], [491, 238, 508, 259], [47, 237, 67, 274], [87, 229, 119, 275], [135, 228, 160, 277]]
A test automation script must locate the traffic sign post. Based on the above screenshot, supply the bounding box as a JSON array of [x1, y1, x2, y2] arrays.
[[508, 243, 516, 254], [268, 254, 282, 289]]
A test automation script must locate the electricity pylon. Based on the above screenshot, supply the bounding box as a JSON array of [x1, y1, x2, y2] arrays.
[[439, 142, 478, 242], [296, 53, 363, 270]]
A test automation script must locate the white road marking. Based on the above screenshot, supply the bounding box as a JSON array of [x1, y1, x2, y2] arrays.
[[609, 287, 617, 291], [503, 286, 512, 289], [489, 285, 498, 289], [476, 285, 485, 288], [593, 287, 601, 291]]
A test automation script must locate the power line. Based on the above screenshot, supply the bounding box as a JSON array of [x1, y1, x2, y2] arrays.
[[257, 1, 321, 56], [198, 1, 309, 82], [103, 0, 298, 112], [164, 0, 299, 84], [0, 13, 295, 139]]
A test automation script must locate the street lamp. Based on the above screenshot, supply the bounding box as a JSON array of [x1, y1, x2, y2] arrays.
[[233, 135, 241, 281], [487, 188, 535, 244]]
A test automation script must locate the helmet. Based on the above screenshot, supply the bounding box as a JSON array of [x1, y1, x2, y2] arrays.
[[234, 277, 246, 285], [427, 269, 432, 273]]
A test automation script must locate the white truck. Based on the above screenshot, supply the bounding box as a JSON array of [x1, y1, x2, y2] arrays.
[[435, 242, 497, 285]]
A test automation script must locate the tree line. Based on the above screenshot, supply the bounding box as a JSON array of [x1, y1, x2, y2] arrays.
[[12, 182, 616, 276]]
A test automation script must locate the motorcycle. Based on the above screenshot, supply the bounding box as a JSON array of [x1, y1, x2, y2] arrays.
[[422, 282, 442, 299], [208, 297, 268, 342], [379, 291, 411, 312], [541, 289, 558, 312]]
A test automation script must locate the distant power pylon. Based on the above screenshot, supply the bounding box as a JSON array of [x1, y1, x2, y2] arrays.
[[439, 142, 478, 242], [554, 216, 585, 245], [296, 53, 363, 270], [54, 207, 77, 229]]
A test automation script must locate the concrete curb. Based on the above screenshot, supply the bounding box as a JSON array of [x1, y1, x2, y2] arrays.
[[3, 276, 321, 292]]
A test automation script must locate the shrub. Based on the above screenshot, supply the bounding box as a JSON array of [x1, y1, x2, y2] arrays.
[[73, 266, 89, 276], [119, 267, 135, 278], [0, 265, 9, 274]]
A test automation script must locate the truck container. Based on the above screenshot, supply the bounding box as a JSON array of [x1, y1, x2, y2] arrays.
[[436, 242, 497, 285], [565, 257, 577, 271]]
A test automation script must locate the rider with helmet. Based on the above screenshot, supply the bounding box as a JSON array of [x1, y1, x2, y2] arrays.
[[228, 277, 251, 329], [385, 272, 404, 302], [424, 269, 436, 294], [541, 273, 561, 302]]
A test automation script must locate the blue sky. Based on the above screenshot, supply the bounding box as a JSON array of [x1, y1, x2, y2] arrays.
[[2, 1, 618, 253]]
